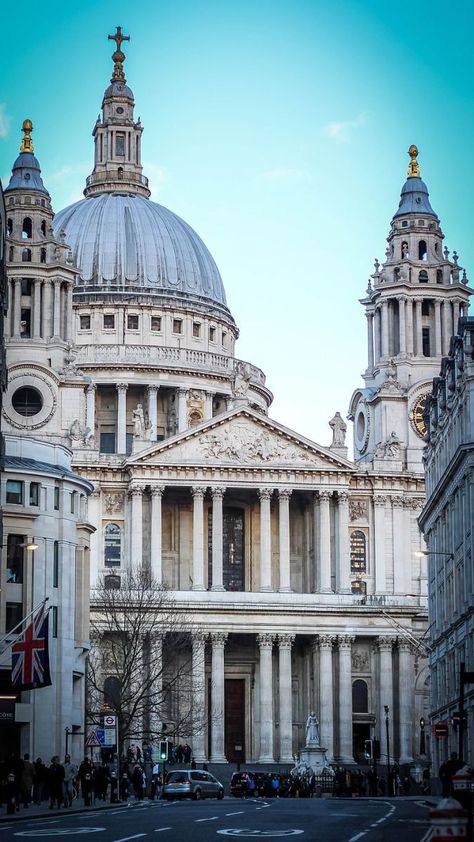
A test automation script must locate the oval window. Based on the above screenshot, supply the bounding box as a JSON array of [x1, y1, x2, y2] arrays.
[[12, 386, 43, 416]]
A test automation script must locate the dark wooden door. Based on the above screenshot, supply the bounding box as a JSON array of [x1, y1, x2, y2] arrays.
[[225, 679, 245, 762]]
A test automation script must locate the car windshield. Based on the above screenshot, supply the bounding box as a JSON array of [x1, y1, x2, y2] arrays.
[[166, 772, 189, 783]]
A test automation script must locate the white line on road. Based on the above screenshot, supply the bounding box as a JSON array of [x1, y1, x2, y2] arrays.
[[195, 816, 218, 822], [348, 834, 367, 841], [113, 836, 147, 842], [225, 811, 244, 816]]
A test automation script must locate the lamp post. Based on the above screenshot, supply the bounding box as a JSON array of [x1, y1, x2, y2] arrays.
[[384, 705, 391, 795], [419, 717, 426, 756]]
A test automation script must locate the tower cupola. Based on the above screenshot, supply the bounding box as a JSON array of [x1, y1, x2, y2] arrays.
[[5, 120, 49, 196]]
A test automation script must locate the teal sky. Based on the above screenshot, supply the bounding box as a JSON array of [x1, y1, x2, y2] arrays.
[[2, 0, 474, 447]]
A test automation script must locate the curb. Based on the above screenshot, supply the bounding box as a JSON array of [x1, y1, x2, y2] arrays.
[[0, 802, 129, 825]]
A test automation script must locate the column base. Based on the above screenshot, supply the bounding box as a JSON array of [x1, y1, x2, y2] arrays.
[[192, 585, 207, 591], [211, 586, 225, 592], [260, 587, 274, 593], [336, 755, 354, 765], [398, 754, 414, 765], [279, 754, 294, 764], [278, 587, 293, 593], [316, 588, 333, 594], [209, 754, 227, 763], [193, 752, 207, 764], [338, 588, 352, 595], [258, 755, 275, 764]]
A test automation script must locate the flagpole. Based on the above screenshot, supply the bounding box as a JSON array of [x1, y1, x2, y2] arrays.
[[0, 597, 49, 655]]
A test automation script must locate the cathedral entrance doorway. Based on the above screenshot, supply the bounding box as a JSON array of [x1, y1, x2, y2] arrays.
[[224, 678, 245, 762], [353, 722, 371, 765]]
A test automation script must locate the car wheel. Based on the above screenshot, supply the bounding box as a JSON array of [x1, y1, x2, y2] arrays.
[[193, 788, 202, 801], [217, 789, 224, 800]]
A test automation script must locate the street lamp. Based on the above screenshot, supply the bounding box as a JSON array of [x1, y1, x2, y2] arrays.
[[384, 705, 391, 795], [414, 550, 454, 560], [419, 717, 426, 756]]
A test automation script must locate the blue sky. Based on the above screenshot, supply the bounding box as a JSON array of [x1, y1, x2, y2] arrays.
[[2, 0, 474, 447]]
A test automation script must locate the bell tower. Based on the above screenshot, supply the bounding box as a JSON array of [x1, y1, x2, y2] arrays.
[[348, 146, 472, 472]]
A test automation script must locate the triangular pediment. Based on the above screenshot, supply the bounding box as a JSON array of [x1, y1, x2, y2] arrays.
[[127, 408, 354, 472]]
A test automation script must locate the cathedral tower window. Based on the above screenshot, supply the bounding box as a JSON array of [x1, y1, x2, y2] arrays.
[[192, 321, 201, 338], [21, 309, 31, 337], [422, 327, 431, 357], [9, 246, 14, 261], [115, 133, 125, 156], [436, 269, 443, 284], [22, 217, 32, 239], [21, 248, 32, 262], [418, 270, 428, 282], [151, 316, 162, 331], [418, 240, 427, 260], [401, 241, 408, 258], [103, 314, 115, 329], [104, 523, 122, 567], [40, 248, 46, 263], [118, 167, 124, 180], [173, 318, 182, 334], [350, 530, 367, 575], [40, 220, 46, 237], [127, 314, 139, 330], [209, 326, 216, 342], [7, 218, 13, 236], [352, 679, 369, 713], [79, 314, 91, 330]]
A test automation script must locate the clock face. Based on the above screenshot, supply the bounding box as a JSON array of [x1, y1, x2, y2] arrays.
[[411, 393, 430, 438]]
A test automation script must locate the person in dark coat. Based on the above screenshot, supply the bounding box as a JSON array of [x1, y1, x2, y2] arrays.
[[131, 764, 144, 800], [20, 754, 35, 807], [48, 756, 65, 809], [78, 757, 93, 806], [33, 758, 48, 804]]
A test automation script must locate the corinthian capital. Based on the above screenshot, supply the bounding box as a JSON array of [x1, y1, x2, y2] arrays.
[[338, 634, 355, 649], [191, 486, 206, 499], [210, 631, 228, 647], [277, 633, 295, 649], [377, 635, 395, 651], [257, 633, 275, 649], [258, 488, 273, 502], [318, 634, 336, 649]]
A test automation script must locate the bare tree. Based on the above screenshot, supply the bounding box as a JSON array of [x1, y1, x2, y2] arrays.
[[87, 568, 204, 756]]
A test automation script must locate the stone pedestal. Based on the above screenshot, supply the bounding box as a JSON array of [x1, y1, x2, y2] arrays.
[[298, 744, 330, 772]]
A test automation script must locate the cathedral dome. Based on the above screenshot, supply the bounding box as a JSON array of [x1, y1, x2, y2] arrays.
[[53, 193, 230, 314]]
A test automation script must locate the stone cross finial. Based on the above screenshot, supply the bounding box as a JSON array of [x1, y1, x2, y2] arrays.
[[108, 26, 130, 80]]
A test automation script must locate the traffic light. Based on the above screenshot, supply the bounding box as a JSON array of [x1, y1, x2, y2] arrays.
[[373, 739, 381, 760], [364, 739, 373, 759], [159, 740, 168, 761]]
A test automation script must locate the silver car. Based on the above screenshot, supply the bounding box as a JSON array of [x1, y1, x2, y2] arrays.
[[163, 769, 225, 800]]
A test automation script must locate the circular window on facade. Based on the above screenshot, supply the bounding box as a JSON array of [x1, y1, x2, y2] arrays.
[[12, 386, 43, 416]]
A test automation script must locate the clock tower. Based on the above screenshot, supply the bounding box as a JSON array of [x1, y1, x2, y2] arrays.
[[348, 146, 472, 472]]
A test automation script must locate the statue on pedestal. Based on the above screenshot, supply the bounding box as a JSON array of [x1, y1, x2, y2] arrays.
[[305, 711, 320, 746]]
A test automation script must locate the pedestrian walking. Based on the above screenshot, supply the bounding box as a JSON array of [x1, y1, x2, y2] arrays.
[[62, 754, 77, 807], [79, 757, 93, 806], [48, 756, 65, 809], [131, 764, 144, 800], [20, 754, 35, 807], [33, 758, 47, 804]]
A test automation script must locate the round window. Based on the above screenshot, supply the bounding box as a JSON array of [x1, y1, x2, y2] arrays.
[[12, 386, 43, 416], [356, 410, 366, 441], [116, 107, 124, 114]]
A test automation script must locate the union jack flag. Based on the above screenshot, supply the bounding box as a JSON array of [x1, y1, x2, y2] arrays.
[[11, 603, 52, 691]]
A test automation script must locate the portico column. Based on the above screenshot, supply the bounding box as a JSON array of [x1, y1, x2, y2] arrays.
[[65, 284, 73, 342], [336, 491, 351, 593], [258, 489, 273, 592], [147, 385, 159, 441], [177, 387, 187, 432], [33, 280, 42, 338], [210, 632, 227, 762], [392, 497, 405, 594], [366, 312, 374, 369], [453, 300, 460, 334], [258, 634, 275, 762], [318, 635, 335, 761], [406, 299, 414, 355], [53, 279, 61, 338], [374, 307, 381, 363], [338, 635, 355, 763], [434, 300, 442, 356], [399, 297, 406, 355], [278, 489, 292, 593], [415, 298, 423, 356], [442, 301, 451, 355], [204, 391, 214, 420], [378, 636, 394, 756], [398, 642, 415, 764], [278, 634, 295, 762], [318, 491, 332, 593], [150, 486, 165, 584], [117, 383, 128, 454], [43, 279, 53, 339], [86, 384, 96, 438], [211, 487, 225, 592], [192, 633, 207, 762], [191, 486, 206, 591], [130, 486, 145, 567], [13, 279, 21, 337], [373, 495, 387, 593], [381, 299, 389, 357]]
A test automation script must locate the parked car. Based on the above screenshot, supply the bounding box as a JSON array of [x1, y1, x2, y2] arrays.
[[162, 769, 224, 800]]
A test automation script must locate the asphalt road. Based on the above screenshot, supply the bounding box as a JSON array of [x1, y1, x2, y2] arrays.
[[0, 797, 433, 842]]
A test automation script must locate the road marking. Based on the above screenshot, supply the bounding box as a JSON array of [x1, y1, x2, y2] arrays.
[[348, 834, 367, 842], [195, 816, 218, 822], [113, 836, 147, 842], [226, 811, 244, 816], [14, 831, 105, 837], [217, 832, 304, 838]]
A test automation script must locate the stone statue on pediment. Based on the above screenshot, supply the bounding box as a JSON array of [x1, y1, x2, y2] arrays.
[[329, 411, 347, 447]]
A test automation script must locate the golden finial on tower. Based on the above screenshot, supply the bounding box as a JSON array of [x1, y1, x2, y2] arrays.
[[407, 144, 420, 178], [20, 119, 34, 153], [108, 26, 130, 81]]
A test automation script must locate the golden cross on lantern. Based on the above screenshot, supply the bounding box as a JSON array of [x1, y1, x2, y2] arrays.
[[407, 144, 421, 178], [108, 26, 130, 80]]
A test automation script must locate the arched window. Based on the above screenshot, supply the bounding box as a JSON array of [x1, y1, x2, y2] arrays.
[[401, 241, 408, 258], [350, 530, 367, 575], [103, 676, 121, 709], [104, 523, 122, 567], [21, 248, 32, 263], [7, 218, 13, 236], [41, 220, 46, 237], [117, 166, 124, 180], [351, 579, 367, 595], [9, 246, 14, 261], [352, 679, 369, 713], [40, 248, 46, 264], [22, 217, 32, 239], [104, 573, 121, 590], [436, 269, 443, 284], [418, 270, 429, 282], [418, 240, 427, 260]]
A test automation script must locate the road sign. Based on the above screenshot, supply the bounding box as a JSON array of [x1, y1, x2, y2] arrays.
[[103, 715, 116, 727], [433, 722, 449, 738], [84, 729, 101, 748], [103, 727, 116, 746]]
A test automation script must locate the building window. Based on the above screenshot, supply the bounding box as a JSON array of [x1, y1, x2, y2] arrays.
[[173, 319, 182, 334], [115, 133, 125, 156], [104, 675, 121, 708], [40, 248, 46, 263], [422, 327, 431, 357], [54, 487, 60, 510], [11, 386, 43, 417], [402, 220, 408, 228], [351, 579, 367, 595], [41, 220, 46, 237], [22, 217, 32, 239], [421, 301, 430, 316], [103, 314, 115, 330], [21, 248, 32, 262], [6, 603, 23, 634], [70, 492, 76, 514], [418, 240, 427, 260], [53, 541, 59, 588], [51, 606, 58, 638], [436, 269, 443, 284], [29, 482, 40, 506], [100, 432, 116, 454], [401, 241, 408, 258], [6, 535, 25, 583], [21, 278, 32, 295], [6, 480, 23, 505], [80, 314, 91, 330], [127, 314, 139, 330], [352, 679, 369, 712], [418, 270, 429, 282], [151, 316, 161, 331], [350, 530, 367, 575], [104, 524, 122, 567], [222, 331, 227, 348], [9, 246, 14, 261], [209, 326, 216, 342], [192, 322, 201, 338], [20, 309, 31, 337], [104, 574, 121, 590], [7, 218, 13, 236]]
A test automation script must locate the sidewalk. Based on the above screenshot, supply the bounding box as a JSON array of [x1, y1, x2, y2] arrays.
[[0, 798, 133, 824]]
